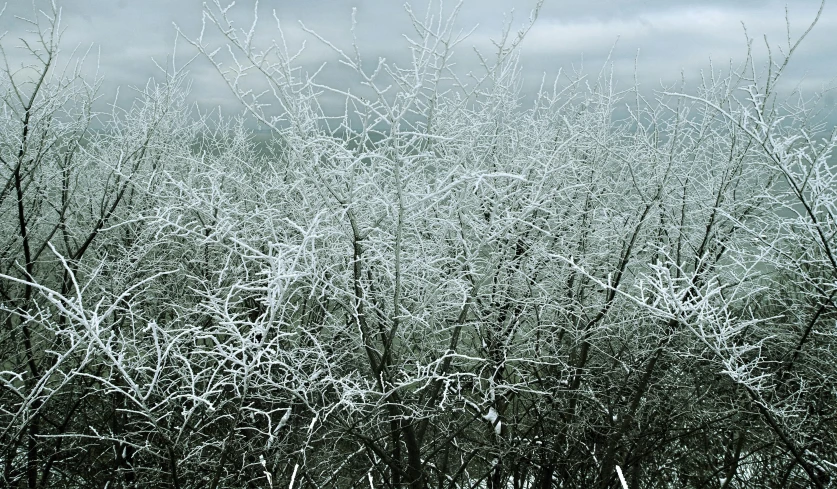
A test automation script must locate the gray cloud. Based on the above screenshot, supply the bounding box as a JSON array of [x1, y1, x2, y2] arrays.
[[1, 0, 834, 121]]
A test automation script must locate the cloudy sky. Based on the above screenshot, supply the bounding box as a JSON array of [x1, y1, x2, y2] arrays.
[[1, 0, 834, 120]]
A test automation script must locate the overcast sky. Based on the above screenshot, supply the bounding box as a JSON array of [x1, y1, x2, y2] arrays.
[[1, 0, 834, 122]]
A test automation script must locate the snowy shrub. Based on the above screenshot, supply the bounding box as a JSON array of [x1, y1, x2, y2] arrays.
[[1, 1, 835, 488]]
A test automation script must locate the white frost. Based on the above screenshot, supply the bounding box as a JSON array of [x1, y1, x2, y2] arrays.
[[483, 407, 501, 436]]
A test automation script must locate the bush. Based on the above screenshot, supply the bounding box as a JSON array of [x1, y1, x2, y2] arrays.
[[1, 1, 835, 488]]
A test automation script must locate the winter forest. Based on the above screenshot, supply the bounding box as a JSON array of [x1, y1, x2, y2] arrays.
[[1, 0, 836, 487]]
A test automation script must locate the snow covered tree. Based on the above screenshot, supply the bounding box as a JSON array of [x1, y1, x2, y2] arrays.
[[1, 0, 834, 488]]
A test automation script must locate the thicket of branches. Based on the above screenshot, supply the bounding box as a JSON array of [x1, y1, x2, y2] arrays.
[[1, 1, 835, 488]]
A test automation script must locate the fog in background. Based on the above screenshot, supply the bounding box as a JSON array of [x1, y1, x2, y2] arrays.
[[1, 0, 834, 128]]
